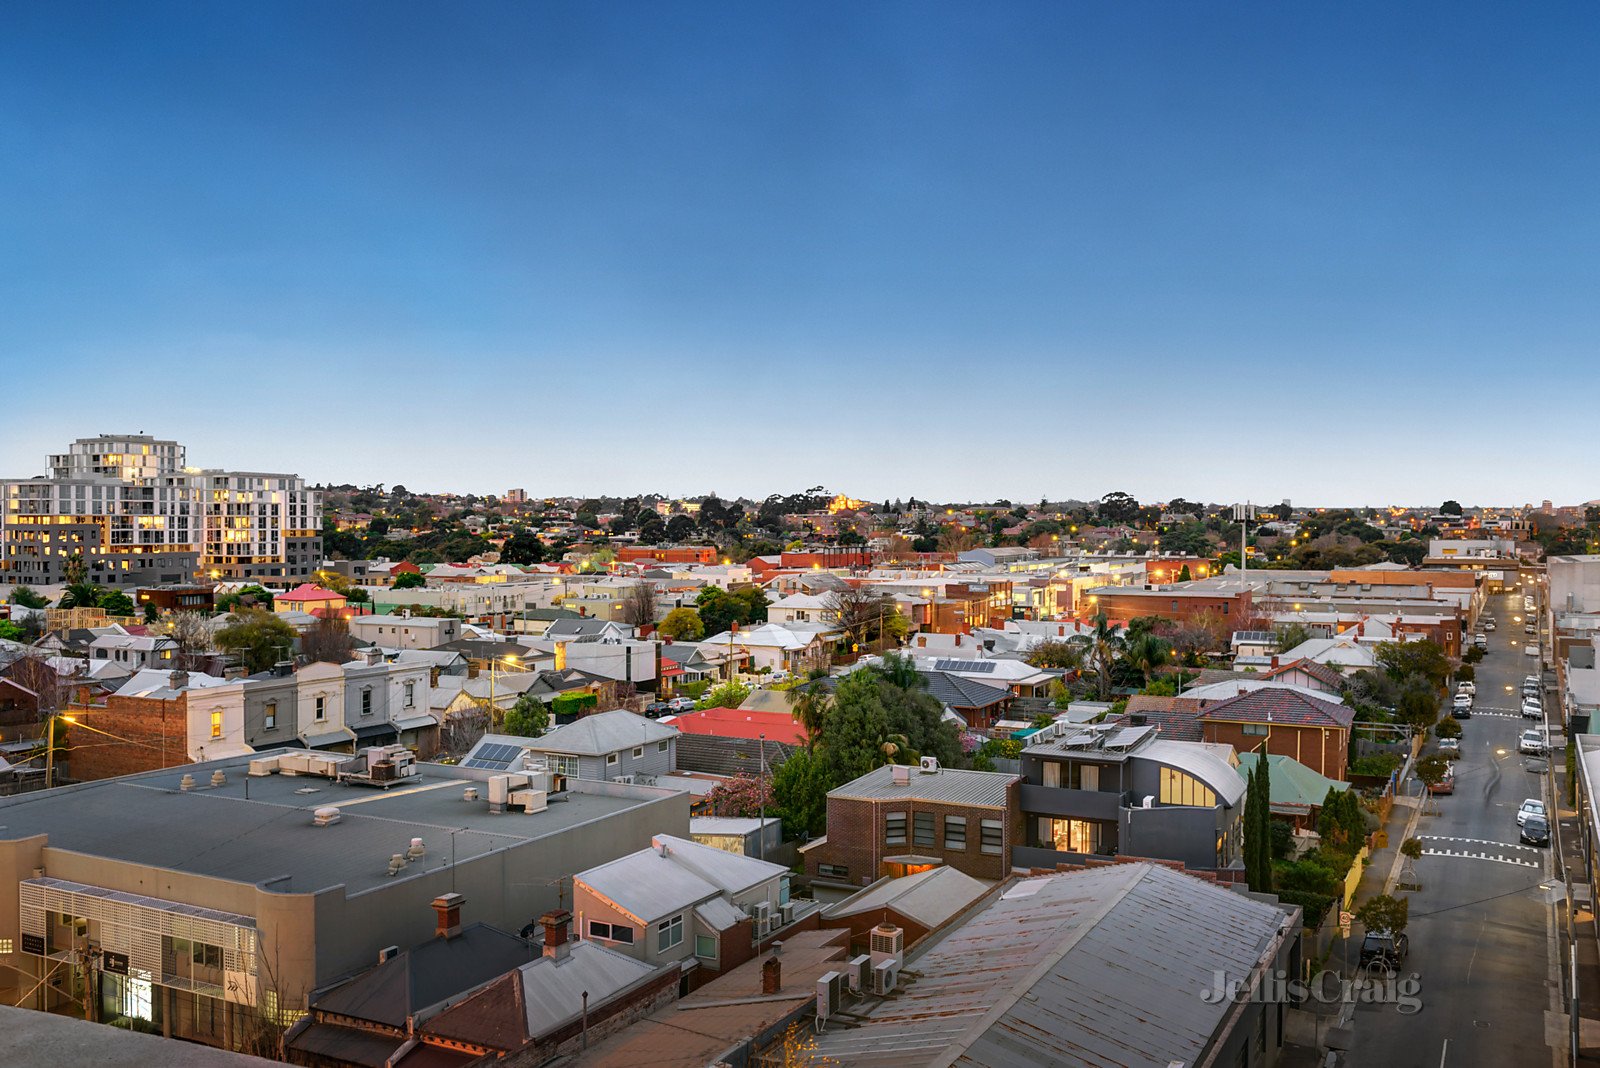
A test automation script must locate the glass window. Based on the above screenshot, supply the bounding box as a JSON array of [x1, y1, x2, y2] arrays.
[[913, 812, 935, 847], [362, 689, 373, 716], [885, 812, 907, 846], [264, 702, 276, 730], [980, 819, 1004, 855], [1159, 767, 1216, 808], [314, 696, 325, 721], [695, 934, 717, 959], [658, 741, 669, 753], [210, 711, 222, 739], [1045, 817, 1104, 855], [944, 816, 967, 850], [1242, 723, 1269, 736], [606, 752, 619, 766], [588, 920, 634, 944], [818, 864, 849, 879], [632, 746, 643, 758], [657, 915, 683, 951], [404, 682, 415, 708]]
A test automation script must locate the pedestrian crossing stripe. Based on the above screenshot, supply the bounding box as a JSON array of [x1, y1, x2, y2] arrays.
[[1419, 848, 1541, 869]]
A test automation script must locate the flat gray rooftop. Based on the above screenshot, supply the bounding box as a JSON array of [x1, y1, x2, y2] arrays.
[[0, 756, 650, 897]]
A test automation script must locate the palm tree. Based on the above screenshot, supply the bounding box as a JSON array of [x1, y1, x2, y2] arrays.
[[877, 732, 913, 765], [872, 652, 925, 691], [1123, 632, 1173, 687], [1070, 612, 1124, 700], [786, 685, 832, 749], [58, 582, 103, 611]]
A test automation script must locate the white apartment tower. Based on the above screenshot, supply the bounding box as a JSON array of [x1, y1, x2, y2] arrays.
[[1, 435, 321, 589]]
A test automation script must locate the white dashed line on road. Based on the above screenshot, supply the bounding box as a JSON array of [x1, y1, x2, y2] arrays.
[[1419, 835, 1543, 854], [1419, 848, 1541, 869]]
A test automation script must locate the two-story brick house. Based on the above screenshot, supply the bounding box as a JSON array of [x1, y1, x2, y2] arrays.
[[1195, 686, 1355, 781], [800, 762, 1021, 887]]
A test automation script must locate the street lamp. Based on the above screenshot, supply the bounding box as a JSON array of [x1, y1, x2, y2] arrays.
[[489, 654, 521, 728]]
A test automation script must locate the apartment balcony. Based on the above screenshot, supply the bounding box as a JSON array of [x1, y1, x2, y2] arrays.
[[1018, 782, 1122, 822]]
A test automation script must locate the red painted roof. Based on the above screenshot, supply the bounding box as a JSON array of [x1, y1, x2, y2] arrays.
[[279, 583, 345, 602], [666, 706, 808, 746]]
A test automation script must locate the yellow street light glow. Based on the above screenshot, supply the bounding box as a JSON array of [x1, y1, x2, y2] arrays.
[[60, 715, 77, 724]]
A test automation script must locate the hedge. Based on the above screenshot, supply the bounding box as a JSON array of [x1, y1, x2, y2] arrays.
[[1275, 888, 1336, 929]]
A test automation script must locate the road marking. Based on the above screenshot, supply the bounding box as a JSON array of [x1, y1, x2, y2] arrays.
[[1421, 848, 1541, 869], [1440, 1037, 1448, 1067], [1420, 835, 1544, 854]]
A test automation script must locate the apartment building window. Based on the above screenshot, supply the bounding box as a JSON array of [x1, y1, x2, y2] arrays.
[[658, 741, 669, 753], [606, 753, 619, 767], [264, 702, 277, 730], [0, 938, 12, 954], [1042, 817, 1104, 855], [587, 921, 634, 945], [404, 682, 415, 708], [695, 934, 717, 959], [818, 864, 849, 880], [657, 915, 683, 951], [913, 812, 936, 848], [314, 696, 325, 722], [210, 711, 222, 739], [1159, 767, 1217, 808], [980, 819, 1004, 855], [885, 812, 908, 846], [1242, 723, 1269, 736], [944, 816, 968, 850], [632, 746, 643, 759], [361, 689, 373, 716]]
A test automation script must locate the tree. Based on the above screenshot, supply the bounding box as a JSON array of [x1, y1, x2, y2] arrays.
[[302, 616, 357, 664], [58, 582, 102, 610], [98, 590, 135, 617], [704, 774, 775, 818], [1097, 491, 1141, 525], [620, 583, 658, 627], [63, 553, 87, 586], [1355, 893, 1410, 937], [665, 515, 696, 542], [503, 693, 549, 737], [731, 586, 769, 624], [772, 749, 830, 838], [697, 680, 752, 711], [787, 685, 832, 747], [1273, 622, 1313, 655], [1376, 640, 1450, 691], [215, 609, 298, 674], [392, 571, 426, 590], [825, 586, 898, 653], [168, 610, 215, 670], [499, 533, 545, 565], [1440, 500, 1463, 516], [1070, 612, 1125, 700], [8, 585, 47, 609], [1122, 631, 1172, 687], [0, 619, 24, 642], [1434, 717, 1462, 740], [1027, 639, 1086, 671], [1243, 760, 1274, 893], [658, 608, 705, 641], [1414, 754, 1451, 791], [870, 652, 924, 692]]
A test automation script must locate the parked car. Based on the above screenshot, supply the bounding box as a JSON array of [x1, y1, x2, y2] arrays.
[[1473, 634, 1489, 650], [1457, 681, 1476, 696], [1522, 699, 1543, 719], [1517, 798, 1546, 826], [1524, 644, 1540, 659], [666, 696, 696, 713], [1521, 815, 1551, 847], [1525, 674, 1542, 694], [1519, 729, 1546, 756], [643, 701, 671, 719], [1452, 693, 1473, 715], [1360, 931, 1410, 973], [1484, 619, 1497, 631], [1525, 623, 1537, 635], [1438, 736, 1461, 756], [1428, 770, 1455, 794]]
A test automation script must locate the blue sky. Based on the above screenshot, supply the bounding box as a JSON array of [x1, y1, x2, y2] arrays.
[[2, 2, 1595, 506]]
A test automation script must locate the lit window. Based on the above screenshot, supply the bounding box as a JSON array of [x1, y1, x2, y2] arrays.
[[1159, 767, 1216, 808], [210, 711, 222, 739], [264, 702, 277, 730]]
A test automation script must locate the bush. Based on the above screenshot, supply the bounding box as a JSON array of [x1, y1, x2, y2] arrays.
[[1349, 753, 1402, 778], [1457, 664, 1475, 682], [1462, 645, 1485, 664], [1276, 857, 1343, 897], [1274, 888, 1336, 929], [550, 693, 597, 718], [1269, 819, 1294, 860]]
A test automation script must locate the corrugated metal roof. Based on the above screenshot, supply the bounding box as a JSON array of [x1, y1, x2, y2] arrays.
[[577, 835, 785, 923], [528, 709, 678, 756], [829, 764, 1017, 807], [694, 897, 745, 932], [1140, 739, 1247, 806], [814, 863, 1291, 1067], [518, 943, 661, 1036], [826, 866, 991, 928]]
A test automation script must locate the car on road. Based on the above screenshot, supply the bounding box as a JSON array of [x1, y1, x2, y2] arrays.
[[1452, 691, 1473, 711], [643, 701, 670, 718], [1517, 798, 1546, 826], [1525, 674, 1542, 693], [1474, 634, 1489, 651], [1522, 699, 1543, 719], [1521, 815, 1552, 847], [1519, 729, 1546, 756], [1525, 623, 1537, 635], [1485, 619, 1497, 631], [1360, 931, 1410, 974], [1428, 770, 1455, 794], [1457, 681, 1476, 696], [665, 696, 696, 713], [1438, 736, 1461, 756], [1525, 644, 1541, 658]]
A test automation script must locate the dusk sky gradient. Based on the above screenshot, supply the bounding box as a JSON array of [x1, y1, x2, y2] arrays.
[[3, 3, 1596, 505]]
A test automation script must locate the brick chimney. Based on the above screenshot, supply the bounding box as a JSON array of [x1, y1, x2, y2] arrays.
[[541, 909, 572, 960], [168, 670, 189, 691], [432, 893, 465, 939], [761, 954, 781, 994]]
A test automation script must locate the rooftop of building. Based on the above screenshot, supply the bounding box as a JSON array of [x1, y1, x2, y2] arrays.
[[828, 763, 1016, 808], [0, 754, 668, 896]]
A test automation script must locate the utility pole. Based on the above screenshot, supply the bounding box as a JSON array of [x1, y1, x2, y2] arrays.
[[1233, 502, 1255, 590]]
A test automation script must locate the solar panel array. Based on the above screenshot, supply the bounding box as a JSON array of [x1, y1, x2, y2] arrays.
[[462, 742, 526, 771], [933, 659, 996, 674]]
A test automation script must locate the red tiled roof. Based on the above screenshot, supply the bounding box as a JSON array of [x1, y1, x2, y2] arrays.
[[279, 583, 344, 602], [1262, 658, 1346, 692], [1196, 687, 1355, 730], [666, 706, 808, 746], [1113, 697, 1203, 742]]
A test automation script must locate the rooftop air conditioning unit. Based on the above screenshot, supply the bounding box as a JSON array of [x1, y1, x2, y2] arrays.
[[780, 902, 794, 926], [751, 901, 772, 933], [869, 924, 904, 969], [614, 774, 634, 785], [891, 765, 912, 786], [816, 971, 843, 1021], [847, 954, 871, 994], [312, 806, 341, 827], [873, 958, 899, 995], [918, 756, 939, 774]]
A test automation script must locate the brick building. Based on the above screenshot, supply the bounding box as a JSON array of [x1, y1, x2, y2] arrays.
[[800, 762, 1021, 888], [1084, 585, 1252, 625], [616, 546, 719, 565], [1196, 687, 1355, 781]]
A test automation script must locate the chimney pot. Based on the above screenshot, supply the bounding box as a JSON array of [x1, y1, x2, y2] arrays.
[[761, 954, 782, 995], [541, 908, 572, 958]]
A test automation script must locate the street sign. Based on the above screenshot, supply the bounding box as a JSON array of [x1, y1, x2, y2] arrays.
[[102, 950, 129, 975], [1339, 910, 1353, 927]]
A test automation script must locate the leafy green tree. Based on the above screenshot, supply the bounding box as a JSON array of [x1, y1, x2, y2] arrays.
[[786, 685, 832, 746], [143, 603, 159, 623], [98, 590, 136, 617], [8, 586, 48, 609], [1244, 760, 1274, 892], [1122, 631, 1172, 687], [870, 652, 924, 691], [658, 608, 705, 640], [1440, 500, 1463, 516], [503, 694, 549, 737], [1070, 612, 1125, 700], [772, 749, 831, 838], [1355, 893, 1409, 937], [696, 680, 752, 710], [1376, 640, 1450, 691], [0, 619, 25, 642], [731, 586, 769, 623], [215, 609, 298, 674], [63, 553, 88, 586], [59, 582, 102, 610], [1027, 639, 1085, 671], [392, 571, 426, 590], [499, 533, 545, 565]]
